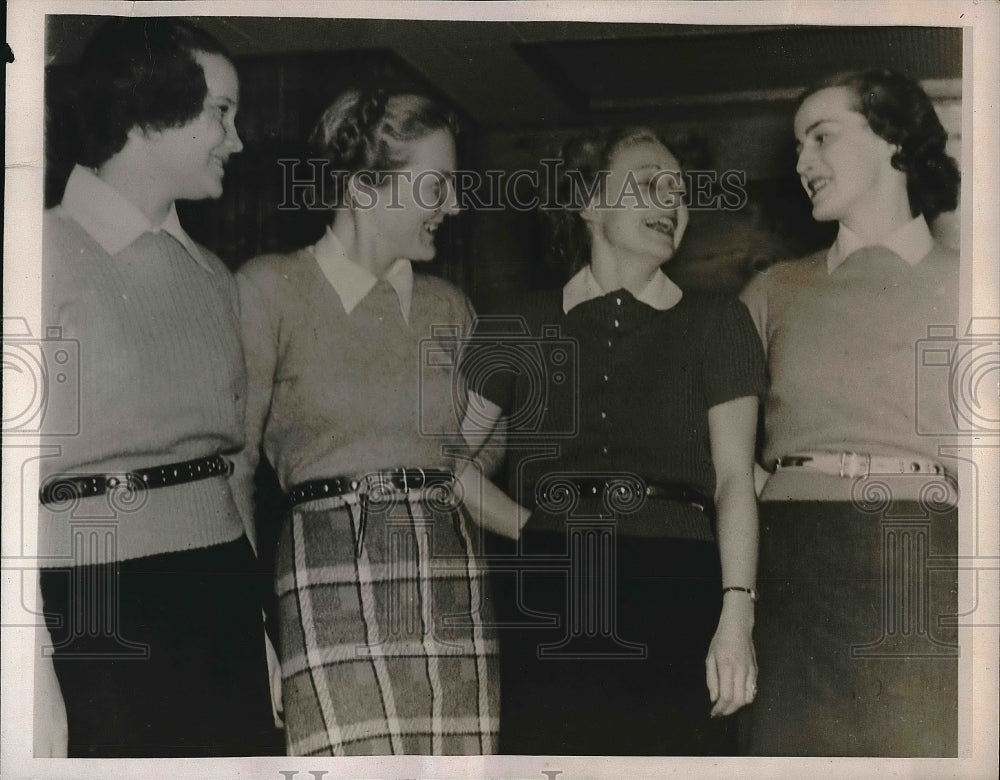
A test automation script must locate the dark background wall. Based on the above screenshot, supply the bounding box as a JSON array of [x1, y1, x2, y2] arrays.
[[45, 17, 963, 312]]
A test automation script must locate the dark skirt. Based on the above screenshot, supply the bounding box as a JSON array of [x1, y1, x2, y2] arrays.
[[39, 535, 277, 757], [493, 523, 735, 756], [742, 498, 958, 756]]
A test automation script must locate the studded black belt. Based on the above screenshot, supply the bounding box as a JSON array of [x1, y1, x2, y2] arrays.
[[39, 454, 233, 506], [286, 468, 455, 507], [286, 468, 456, 557], [534, 476, 715, 521]]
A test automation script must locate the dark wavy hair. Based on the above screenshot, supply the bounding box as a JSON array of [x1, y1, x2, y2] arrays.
[[799, 69, 960, 221], [546, 126, 670, 273], [309, 87, 459, 208], [74, 18, 231, 168]]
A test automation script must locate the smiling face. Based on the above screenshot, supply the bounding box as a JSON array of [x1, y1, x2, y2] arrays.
[[794, 86, 901, 228], [143, 51, 243, 204], [582, 138, 688, 273], [365, 127, 458, 266]]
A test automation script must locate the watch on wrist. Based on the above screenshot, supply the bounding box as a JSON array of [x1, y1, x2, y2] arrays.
[[722, 585, 758, 603]]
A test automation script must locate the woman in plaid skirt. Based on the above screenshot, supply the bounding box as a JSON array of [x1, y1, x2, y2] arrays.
[[236, 87, 499, 755]]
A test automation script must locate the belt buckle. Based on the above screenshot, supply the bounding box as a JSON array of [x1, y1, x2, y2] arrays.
[[840, 452, 871, 479]]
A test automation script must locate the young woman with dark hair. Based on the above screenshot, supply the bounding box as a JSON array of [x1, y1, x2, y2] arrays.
[[237, 87, 500, 756], [71, 18, 233, 169], [36, 17, 275, 758], [740, 69, 961, 756]]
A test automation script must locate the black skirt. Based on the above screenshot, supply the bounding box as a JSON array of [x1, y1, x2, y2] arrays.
[[493, 522, 735, 756], [741, 498, 958, 756], [39, 535, 279, 757]]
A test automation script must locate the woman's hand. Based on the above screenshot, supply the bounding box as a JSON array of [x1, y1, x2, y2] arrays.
[[705, 395, 760, 717], [705, 595, 757, 717], [264, 631, 284, 728], [454, 458, 529, 540]]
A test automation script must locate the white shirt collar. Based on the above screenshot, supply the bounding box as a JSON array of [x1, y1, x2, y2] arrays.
[[562, 265, 683, 314], [310, 227, 414, 323], [827, 214, 934, 273], [60, 165, 210, 272]]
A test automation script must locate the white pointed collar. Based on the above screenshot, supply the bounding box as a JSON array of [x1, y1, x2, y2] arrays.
[[827, 214, 934, 273], [61, 165, 210, 272], [310, 226, 414, 323]]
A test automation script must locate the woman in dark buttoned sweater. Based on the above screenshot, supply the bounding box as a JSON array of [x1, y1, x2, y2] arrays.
[[462, 126, 766, 755]]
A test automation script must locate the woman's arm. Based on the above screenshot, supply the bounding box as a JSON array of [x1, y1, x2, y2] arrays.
[[705, 394, 760, 717], [231, 267, 281, 553], [234, 266, 284, 724], [456, 392, 529, 540]]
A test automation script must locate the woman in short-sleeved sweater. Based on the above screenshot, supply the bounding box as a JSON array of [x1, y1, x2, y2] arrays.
[[237, 89, 498, 756], [464, 127, 766, 755], [739, 69, 961, 756]]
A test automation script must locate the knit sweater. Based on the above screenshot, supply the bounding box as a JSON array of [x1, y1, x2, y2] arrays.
[[476, 287, 767, 537], [39, 208, 247, 564], [236, 249, 474, 493], [740, 243, 959, 466]]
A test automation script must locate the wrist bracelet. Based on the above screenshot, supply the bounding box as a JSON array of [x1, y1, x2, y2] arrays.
[[722, 586, 758, 603]]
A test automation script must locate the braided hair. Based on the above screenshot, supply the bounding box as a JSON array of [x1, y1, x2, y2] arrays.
[[309, 87, 459, 208]]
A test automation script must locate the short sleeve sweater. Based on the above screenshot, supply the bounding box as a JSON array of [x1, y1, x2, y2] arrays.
[[740, 243, 959, 466], [474, 287, 766, 534], [236, 249, 475, 492]]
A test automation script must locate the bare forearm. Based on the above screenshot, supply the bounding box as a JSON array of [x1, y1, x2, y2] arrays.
[[457, 461, 527, 540], [716, 474, 758, 591], [715, 473, 758, 621], [706, 396, 760, 715], [470, 418, 507, 480]]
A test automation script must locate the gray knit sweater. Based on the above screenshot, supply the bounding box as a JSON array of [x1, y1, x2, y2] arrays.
[[235, 249, 475, 496], [38, 208, 247, 563], [740, 242, 960, 467]]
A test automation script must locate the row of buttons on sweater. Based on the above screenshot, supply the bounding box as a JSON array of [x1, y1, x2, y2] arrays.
[[598, 295, 623, 457]]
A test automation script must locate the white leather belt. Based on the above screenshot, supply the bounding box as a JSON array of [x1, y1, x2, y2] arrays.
[[776, 452, 946, 480]]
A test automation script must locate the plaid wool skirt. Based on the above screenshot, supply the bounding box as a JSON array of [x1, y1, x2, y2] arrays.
[[275, 496, 499, 755]]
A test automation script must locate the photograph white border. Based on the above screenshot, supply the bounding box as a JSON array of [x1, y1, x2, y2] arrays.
[[4, 2, 997, 778]]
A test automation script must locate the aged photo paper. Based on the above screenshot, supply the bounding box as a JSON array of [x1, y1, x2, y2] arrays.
[[3, 1, 997, 778]]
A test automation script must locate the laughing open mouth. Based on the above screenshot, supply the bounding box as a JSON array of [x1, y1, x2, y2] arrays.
[[806, 177, 831, 198], [643, 216, 676, 236]]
